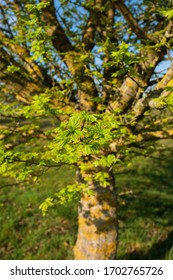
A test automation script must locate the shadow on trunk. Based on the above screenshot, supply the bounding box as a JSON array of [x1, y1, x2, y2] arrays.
[[73, 168, 118, 260]]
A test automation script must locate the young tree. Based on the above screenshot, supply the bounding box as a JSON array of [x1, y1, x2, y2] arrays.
[[0, 0, 173, 259]]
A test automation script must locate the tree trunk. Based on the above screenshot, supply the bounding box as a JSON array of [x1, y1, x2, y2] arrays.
[[73, 168, 118, 260]]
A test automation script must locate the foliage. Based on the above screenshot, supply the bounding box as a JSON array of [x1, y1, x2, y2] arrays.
[[1, 154, 173, 259], [0, 167, 77, 260], [159, 9, 173, 19], [0, 0, 173, 259]]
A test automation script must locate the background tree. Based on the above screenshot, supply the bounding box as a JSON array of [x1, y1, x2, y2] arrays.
[[0, 0, 173, 260]]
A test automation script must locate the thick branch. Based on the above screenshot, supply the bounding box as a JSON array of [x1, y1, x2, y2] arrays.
[[132, 61, 173, 116], [108, 18, 171, 114], [155, 61, 173, 91], [41, 0, 74, 53], [41, 1, 98, 111], [107, 77, 141, 113]]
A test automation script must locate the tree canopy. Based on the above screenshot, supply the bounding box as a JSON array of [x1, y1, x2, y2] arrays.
[[0, 0, 173, 259]]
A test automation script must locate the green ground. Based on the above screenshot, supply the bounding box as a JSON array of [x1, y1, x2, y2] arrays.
[[0, 152, 173, 260]]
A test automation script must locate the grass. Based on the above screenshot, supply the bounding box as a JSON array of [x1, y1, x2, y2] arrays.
[[117, 153, 173, 260], [0, 167, 77, 259], [0, 152, 173, 259]]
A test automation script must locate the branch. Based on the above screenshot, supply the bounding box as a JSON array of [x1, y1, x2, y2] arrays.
[[82, 10, 96, 51], [136, 129, 173, 142], [41, 0, 74, 53], [41, 1, 99, 111], [109, 129, 173, 154], [107, 77, 140, 112], [114, 0, 154, 43], [0, 182, 25, 190], [82, 0, 117, 52], [155, 61, 173, 91], [0, 32, 46, 103], [0, 5, 13, 38], [108, 21, 172, 115]]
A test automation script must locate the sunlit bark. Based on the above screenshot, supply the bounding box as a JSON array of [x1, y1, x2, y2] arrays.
[[74, 168, 118, 260]]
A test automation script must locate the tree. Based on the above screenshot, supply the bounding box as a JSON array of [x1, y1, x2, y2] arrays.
[[0, 0, 173, 260]]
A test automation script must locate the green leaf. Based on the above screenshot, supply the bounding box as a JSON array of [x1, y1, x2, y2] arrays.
[[39, 197, 54, 216], [159, 9, 173, 19]]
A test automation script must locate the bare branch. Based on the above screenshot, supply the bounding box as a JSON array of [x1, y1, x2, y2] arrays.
[[114, 0, 154, 43]]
